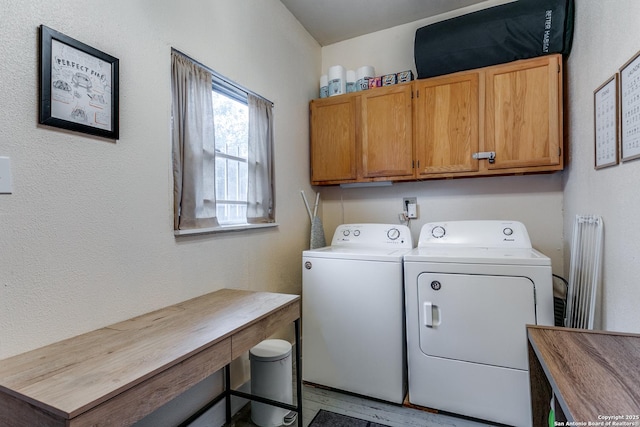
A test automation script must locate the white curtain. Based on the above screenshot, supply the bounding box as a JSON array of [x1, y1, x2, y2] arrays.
[[171, 52, 218, 230], [247, 94, 274, 223]]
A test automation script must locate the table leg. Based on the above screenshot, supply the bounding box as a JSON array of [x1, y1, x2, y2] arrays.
[[225, 364, 232, 423], [294, 318, 302, 425]]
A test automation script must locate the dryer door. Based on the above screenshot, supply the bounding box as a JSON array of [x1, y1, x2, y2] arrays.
[[417, 272, 535, 370]]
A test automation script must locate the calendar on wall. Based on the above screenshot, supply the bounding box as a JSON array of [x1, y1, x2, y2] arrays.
[[620, 51, 640, 162], [594, 74, 619, 169]]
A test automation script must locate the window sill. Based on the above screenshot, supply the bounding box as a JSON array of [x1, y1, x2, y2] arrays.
[[174, 222, 279, 236]]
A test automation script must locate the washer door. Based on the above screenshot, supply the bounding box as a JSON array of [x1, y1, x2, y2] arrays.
[[417, 272, 535, 370]]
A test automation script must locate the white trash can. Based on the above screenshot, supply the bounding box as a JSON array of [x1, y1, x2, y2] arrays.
[[249, 339, 294, 427]]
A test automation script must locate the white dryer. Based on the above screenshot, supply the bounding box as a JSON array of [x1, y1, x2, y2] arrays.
[[403, 220, 553, 426], [302, 223, 413, 404]]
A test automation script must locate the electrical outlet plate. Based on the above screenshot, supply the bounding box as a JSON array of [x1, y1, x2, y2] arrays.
[[403, 197, 416, 209], [402, 197, 417, 219]]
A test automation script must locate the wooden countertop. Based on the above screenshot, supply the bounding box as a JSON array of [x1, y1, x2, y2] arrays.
[[0, 289, 300, 425], [527, 325, 640, 423]]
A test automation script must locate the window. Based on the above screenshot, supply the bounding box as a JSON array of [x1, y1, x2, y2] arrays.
[[212, 87, 249, 225], [171, 50, 275, 234]]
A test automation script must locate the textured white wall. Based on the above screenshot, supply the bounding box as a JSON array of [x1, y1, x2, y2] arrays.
[[564, 0, 640, 333], [320, 0, 640, 334], [317, 1, 565, 274], [321, 0, 514, 77], [0, 0, 319, 361], [1, 1, 319, 423], [318, 176, 565, 274]]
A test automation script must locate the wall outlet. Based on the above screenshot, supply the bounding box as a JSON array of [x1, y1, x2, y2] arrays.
[[402, 197, 418, 219]]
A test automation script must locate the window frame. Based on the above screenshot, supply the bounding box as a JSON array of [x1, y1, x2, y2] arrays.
[[172, 49, 277, 236]]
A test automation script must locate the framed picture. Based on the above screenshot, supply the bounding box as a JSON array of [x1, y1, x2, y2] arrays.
[[39, 25, 119, 139], [593, 74, 619, 169], [619, 50, 640, 161]]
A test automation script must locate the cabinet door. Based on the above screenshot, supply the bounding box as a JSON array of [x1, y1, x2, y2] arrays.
[[310, 96, 357, 183], [485, 55, 562, 170], [361, 85, 414, 179], [414, 72, 479, 176]]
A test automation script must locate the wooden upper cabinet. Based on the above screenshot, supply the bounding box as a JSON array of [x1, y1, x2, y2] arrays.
[[485, 55, 562, 171], [361, 84, 414, 179], [310, 95, 358, 183], [308, 54, 564, 185], [414, 71, 479, 177]]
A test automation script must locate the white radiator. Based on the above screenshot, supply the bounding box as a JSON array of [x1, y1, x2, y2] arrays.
[[565, 215, 603, 329]]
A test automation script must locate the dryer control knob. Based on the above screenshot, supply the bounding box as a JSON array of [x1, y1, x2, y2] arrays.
[[431, 226, 446, 238], [503, 227, 514, 236]]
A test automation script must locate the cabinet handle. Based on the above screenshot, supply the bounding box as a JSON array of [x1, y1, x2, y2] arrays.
[[472, 151, 496, 164]]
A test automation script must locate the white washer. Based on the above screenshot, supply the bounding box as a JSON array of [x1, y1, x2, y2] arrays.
[[302, 223, 413, 404], [403, 220, 554, 426]]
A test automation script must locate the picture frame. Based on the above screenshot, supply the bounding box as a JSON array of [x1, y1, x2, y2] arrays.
[[593, 74, 619, 169], [39, 25, 119, 139], [619, 50, 640, 162]]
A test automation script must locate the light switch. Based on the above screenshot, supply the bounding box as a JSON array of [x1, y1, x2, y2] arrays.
[[0, 157, 13, 194]]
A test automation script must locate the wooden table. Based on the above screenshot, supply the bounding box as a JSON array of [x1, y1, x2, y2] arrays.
[[527, 325, 640, 427], [0, 289, 301, 427]]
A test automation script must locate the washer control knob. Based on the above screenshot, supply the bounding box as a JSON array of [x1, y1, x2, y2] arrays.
[[353, 230, 360, 237], [503, 227, 514, 236], [431, 226, 446, 238], [387, 228, 400, 240], [342, 229, 350, 236]]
